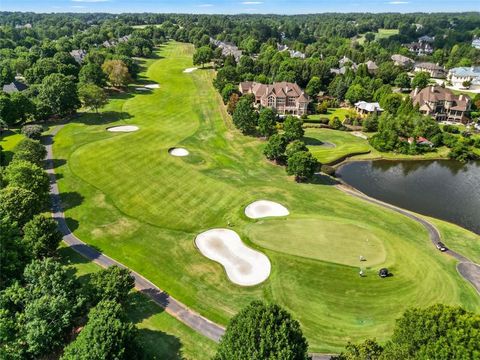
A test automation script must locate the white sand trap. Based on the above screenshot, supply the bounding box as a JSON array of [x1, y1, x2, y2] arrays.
[[107, 125, 139, 133], [245, 200, 289, 219], [168, 147, 189, 157], [183, 67, 198, 73], [135, 87, 150, 91], [195, 229, 271, 286], [144, 84, 160, 89], [351, 131, 368, 140]]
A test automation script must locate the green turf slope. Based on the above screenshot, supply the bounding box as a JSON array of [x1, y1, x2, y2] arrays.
[[53, 42, 480, 353]]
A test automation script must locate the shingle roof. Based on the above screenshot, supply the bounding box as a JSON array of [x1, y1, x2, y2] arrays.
[[354, 101, 383, 112], [2, 80, 28, 94], [239, 81, 310, 103], [410, 85, 470, 112], [448, 66, 480, 78]]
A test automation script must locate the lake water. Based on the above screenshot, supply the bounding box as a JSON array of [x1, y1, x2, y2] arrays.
[[336, 160, 480, 234]]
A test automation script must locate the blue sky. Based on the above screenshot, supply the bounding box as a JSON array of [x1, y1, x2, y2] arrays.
[[2, 0, 479, 14]]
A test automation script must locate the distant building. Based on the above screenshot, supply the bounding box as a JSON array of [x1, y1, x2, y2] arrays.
[[289, 49, 306, 59], [363, 60, 378, 74], [15, 23, 32, 29], [277, 43, 288, 52], [330, 56, 358, 75], [414, 62, 446, 78], [448, 66, 480, 90], [472, 38, 480, 50], [2, 80, 28, 94], [339, 56, 354, 67], [391, 54, 414, 67], [210, 38, 243, 62], [239, 81, 310, 116], [418, 35, 435, 43], [69, 49, 87, 64], [408, 136, 434, 147], [354, 101, 383, 116], [410, 85, 471, 123], [407, 42, 434, 56]]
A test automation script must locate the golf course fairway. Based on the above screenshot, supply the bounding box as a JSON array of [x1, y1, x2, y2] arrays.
[[52, 42, 480, 353]]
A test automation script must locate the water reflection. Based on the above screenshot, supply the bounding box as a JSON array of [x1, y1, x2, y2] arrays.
[[337, 160, 480, 234]]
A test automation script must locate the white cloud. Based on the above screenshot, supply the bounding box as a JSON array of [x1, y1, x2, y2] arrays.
[[242, 1, 263, 4], [198, 3, 214, 7], [387, 1, 409, 4], [71, 5, 87, 8]]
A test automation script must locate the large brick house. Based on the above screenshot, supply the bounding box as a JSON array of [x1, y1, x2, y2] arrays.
[[410, 85, 471, 123], [239, 81, 310, 116]]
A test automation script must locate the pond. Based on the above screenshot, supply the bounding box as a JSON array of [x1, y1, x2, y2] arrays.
[[336, 160, 480, 234]]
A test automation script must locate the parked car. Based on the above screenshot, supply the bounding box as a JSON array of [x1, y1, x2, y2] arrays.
[[436, 242, 447, 251], [378, 268, 389, 278]]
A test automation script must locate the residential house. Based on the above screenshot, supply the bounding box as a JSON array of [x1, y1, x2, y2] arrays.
[[414, 62, 446, 78], [407, 42, 434, 55], [410, 85, 471, 123], [339, 56, 354, 67], [391, 54, 414, 67], [239, 81, 310, 116], [289, 49, 306, 59], [330, 56, 358, 75], [472, 38, 480, 50], [418, 35, 435, 43], [15, 23, 32, 29], [277, 43, 288, 52], [364, 60, 378, 74], [407, 136, 434, 147], [210, 38, 243, 62], [2, 79, 28, 94], [354, 101, 383, 116], [448, 66, 480, 90], [69, 49, 87, 64]]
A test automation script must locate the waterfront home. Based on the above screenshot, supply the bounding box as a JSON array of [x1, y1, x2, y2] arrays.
[[410, 85, 471, 123]]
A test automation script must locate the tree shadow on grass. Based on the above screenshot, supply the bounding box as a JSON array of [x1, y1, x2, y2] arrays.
[[60, 192, 85, 211], [74, 110, 133, 127], [126, 292, 184, 360], [308, 173, 339, 186]]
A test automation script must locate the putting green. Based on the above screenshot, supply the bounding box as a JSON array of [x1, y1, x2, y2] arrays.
[[245, 218, 386, 267], [304, 128, 371, 164], [52, 42, 480, 353]]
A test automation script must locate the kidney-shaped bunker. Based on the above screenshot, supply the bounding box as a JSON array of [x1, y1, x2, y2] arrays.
[[195, 228, 271, 286], [107, 125, 139, 132], [245, 200, 290, 219]]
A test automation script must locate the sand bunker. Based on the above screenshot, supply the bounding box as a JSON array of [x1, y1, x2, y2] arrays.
[[351, 131, 368, 140], [135, 87, 150, 91], [245, 200, 290, 219], [195, 229, 271, 286], [183, 67, 198, 73], [168, 147, 189, 157], [107, 125, 139, 133], [319, 141, 336, 148], [145, 84, 160, 89]]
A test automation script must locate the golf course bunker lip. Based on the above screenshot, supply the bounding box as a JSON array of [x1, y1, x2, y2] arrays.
[[168, 147, 189, 157], [144, 84, 160, 89], [245, 200, 290, 219], [195, 229, 271, 286], [106, 125, 139, 133], [183, 67, 198, 73]]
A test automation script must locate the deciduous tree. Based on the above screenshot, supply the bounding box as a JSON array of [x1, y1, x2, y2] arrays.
[[257, 107, 277, 138], [286, 150, 318, 182], [78, 83, 108, 113], [22, 215, 62, 259], [102, 60, 132, 88]]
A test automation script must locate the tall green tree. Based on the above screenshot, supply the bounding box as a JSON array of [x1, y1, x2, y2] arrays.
[[193, 46, 213, 68], [13, 138, 47, 166], [61, 300, 139, 360], [87, 266, 135, 305], [283, 116, 304, 141], [78, 83, 108, 113], [411, 72, 430, 90], [0, 217, 26, 288], [4, 160, 50, 201], [0, 187, 43, 227], [257, 107, 277, 138], [215, 301, 309, 360], [286, 150, 318, 182], [78, 62, 107, 87], [263, 133, 288, 162], [38, 73, 80, 117], [22, 215, 62, 259], [232, 97, 258, 134]]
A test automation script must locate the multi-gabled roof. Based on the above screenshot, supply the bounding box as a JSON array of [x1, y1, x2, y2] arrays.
[[240, 81, 309, 103], [410, 85, 470, 112], [2, 80, 28, 94]]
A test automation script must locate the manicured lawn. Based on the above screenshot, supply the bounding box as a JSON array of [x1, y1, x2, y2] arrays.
[[304, 128, 371, 164], [356, 28, 399, 44], [0, 129, 23, 164], [245, 218, 386, 267], [307, 108, 351, 122], [52, 42, 480, 353], [58, 245, 217, 360]]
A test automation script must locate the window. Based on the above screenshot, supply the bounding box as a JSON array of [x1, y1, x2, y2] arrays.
[[287, 97, 296, 107], [267, 96, 275, 107]]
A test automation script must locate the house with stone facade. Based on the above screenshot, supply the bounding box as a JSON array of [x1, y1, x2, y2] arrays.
[[414, 62, 447, 78], [410, 85, 471, 123], [239, 81, 310, 116]]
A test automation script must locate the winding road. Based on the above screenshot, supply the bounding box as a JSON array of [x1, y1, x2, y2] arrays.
[[44, 125, 478, 360]]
